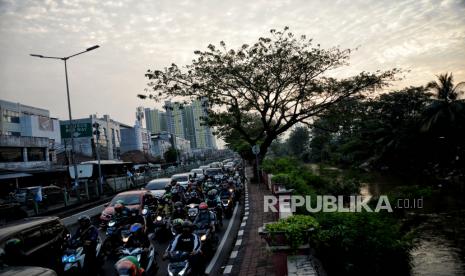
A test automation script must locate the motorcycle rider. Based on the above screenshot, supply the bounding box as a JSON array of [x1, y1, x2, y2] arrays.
[[171, 218, 184, 235], [171, 201, 187, 220], [113, 200, 131, 224], [115, 255, 144, 276], [164, 221, 204, 274], [193, 202, 216, 232], [125, 223, 150, 269], [186, 191, 202, 205], [71, 215, 99, 274]]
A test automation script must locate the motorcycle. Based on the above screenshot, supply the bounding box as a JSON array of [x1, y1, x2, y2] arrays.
[[118, 245, 157, 274], [194, 225, 218, 257], [220, 196, 234, 218], [167, 251, 192, 276], [61, 235, 102, 274], [153, 213, 171, 241], [102, 220, 129, 256]]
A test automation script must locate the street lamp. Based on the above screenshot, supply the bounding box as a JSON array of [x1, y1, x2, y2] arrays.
[[30, 45, 100, 196]]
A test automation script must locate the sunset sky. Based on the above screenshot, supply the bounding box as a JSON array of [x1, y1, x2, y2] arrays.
[[0, 0, 464, 127]]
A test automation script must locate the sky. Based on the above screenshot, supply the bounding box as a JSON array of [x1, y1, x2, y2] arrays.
[[0, 0, 464, 129]]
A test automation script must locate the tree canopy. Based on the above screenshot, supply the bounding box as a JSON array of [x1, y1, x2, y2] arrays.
[[140, 27, 399, 161]]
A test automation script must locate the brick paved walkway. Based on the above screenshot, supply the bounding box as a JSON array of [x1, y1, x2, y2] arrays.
[[232, 169, 276, 276]]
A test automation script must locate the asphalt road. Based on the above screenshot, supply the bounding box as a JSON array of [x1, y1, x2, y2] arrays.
[[66, 202, 240, 276]]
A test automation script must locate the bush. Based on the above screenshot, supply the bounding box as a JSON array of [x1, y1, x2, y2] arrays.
[[312, 212, 413, 276], [265, 215, 319, 250]]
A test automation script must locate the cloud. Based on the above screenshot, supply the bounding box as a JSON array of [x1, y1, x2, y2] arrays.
[[0, 0, 464, 125]]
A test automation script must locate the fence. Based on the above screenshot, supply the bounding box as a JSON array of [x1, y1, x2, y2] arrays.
[[12, 158, 229, 218]]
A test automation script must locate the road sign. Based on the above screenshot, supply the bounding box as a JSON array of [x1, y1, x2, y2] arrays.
[[60, 123, 92, 138], [252, 144, 260, 155]]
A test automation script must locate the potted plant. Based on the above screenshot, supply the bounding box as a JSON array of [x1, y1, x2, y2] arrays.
[[260, 215, 319, 251]]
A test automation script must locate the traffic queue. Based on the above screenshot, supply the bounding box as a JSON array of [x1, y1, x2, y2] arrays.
[[61, 158, 244, 276]]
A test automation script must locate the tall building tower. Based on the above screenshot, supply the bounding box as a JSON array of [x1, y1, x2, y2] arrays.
[[190, 99, 217, 149], [164, 101, 185, 139], [145, 108, 167, 134]]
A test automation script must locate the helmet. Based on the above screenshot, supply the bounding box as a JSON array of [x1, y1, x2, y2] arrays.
[[78, 215, 91, 227], [172, 218, 184, 227], [129, 223, 143, 234], [115, 256, 140, 276], [114, 203, 124, 213], [181, 221, 193, 233], [174, 201, 183, 209], [208, 189, 217, 196], [190, 191, 198, 198], [199, 202, 208, 210]]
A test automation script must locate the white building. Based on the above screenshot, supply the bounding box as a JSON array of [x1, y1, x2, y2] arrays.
[[0, 99, 61, 170]]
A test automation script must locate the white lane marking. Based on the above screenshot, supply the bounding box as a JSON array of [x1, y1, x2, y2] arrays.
[[243, 216, 248, 221], [205, 203, 239, 274], [235, 239, 242, 246], [245, 207, 249, 211], [224, 265, 233, 274], [238, 230, 244, 236], [241, 222, 246, 227], [244, 211, 249, 216], [230, 251, 238, 258]]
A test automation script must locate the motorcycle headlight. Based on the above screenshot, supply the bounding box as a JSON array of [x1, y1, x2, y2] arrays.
[[123, 236, 129, 243], [229, 188, 234, 193], [156, 216, 162, 221], [68, 255, 76, 263], [142, 208, 148, 215], [108, 221, 116, 227], [201, 234, 207, 241]]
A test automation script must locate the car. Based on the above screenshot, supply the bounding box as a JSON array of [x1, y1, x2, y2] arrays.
[[199, 165, 210, 173], [208, 162, 223, 169], [170, 173, 190, 189], [223, 162, 236, 172], [15, 186, 64, 207], [0, 217, 68, 271], [204, 168, 224, 181], [99, 190, 154, 223], [0, 266, 58, 276], [145, 178, 171, 198], [189, 169, 205, 182]]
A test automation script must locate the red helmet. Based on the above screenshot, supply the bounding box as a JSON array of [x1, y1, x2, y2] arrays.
[[199, 202, 208, 210]]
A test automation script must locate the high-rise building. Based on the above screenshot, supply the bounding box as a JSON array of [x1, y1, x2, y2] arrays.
[[144, 99, 217, 150], [144, 108, 167, 134], [164, 101, 185, 139]]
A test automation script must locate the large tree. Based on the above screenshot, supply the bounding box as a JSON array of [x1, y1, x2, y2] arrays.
[[139, 28, 399, 162]]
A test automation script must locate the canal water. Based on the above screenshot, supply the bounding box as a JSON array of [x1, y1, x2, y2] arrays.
[[360, 172, 465, 276]]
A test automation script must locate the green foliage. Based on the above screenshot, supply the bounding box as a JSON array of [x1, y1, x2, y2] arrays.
[[265, 215, 319, 250], [266, 157, 359, 197], [312, 212, 413, 276], [141, 27, 398, 163], [163, 147, 179, 163], [287, 126, 311, 157], [309, 81, 465, 180]]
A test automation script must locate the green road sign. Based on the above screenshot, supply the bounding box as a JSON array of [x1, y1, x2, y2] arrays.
[[60, 123, 92, 138]]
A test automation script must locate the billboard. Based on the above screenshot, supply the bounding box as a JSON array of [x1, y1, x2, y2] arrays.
[[60, 123, 92, 138], [38, 116, 54, 131]]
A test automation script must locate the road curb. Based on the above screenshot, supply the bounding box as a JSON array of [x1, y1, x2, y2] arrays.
[[222, 179, 249, 275]]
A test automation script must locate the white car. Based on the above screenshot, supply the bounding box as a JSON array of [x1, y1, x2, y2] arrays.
[[170, 173, 190, 189], [145, 178, 170, 198], [189, 168, 205, 182]]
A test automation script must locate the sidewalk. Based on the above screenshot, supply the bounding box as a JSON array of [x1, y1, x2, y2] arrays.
[[231, 168, 276, 276]]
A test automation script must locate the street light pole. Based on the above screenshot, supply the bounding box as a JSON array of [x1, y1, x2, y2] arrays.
[[30, 45, 100, 196]]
